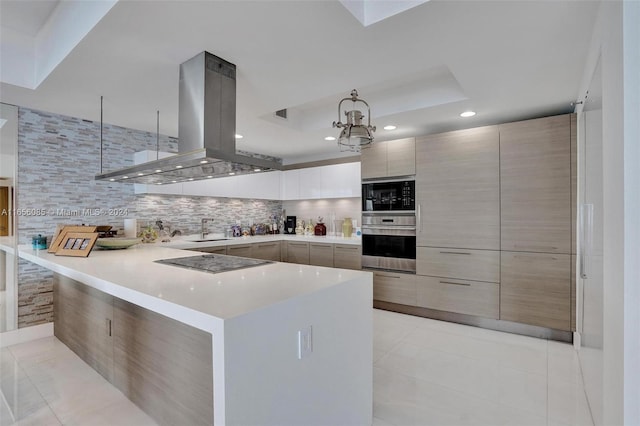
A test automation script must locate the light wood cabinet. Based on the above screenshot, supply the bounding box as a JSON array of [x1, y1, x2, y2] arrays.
[[416, 247, 499, 283], [361, 138, 415, 179], [500, 115, 571, 254], [252, 241, 281, 261], [387, 138, 416, 177], [53, 274, 214, 426], [372, 271, 416, 306], [286, 241, 310, 265], [113, 299, 213, 426], [227, 244, 253, 258], [333, 244, 362, 270], [309, 243, 334, 267], [360, 142, 387, 179], [53, 274, 114, 382], [416, 276, 499, 319], [500, 251, 571, 331], [416, 126, 499, 250], [187, 245, 227, 255]]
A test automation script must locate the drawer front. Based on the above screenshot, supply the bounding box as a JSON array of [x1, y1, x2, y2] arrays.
[[417, 247, 499, 283], [500, 251, 571, 330], [227, 244, 253, 258], [373, 271, 416, 306], [416, 276, 499, 319], [195, 246, 227, 255], [286, 241, 309, 265], [333, 245, 361, 270], [252, 242, 281, 261], [309, 243, 334, 267]]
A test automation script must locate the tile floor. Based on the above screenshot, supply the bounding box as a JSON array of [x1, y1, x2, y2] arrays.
[[1, 309, 593, 426]]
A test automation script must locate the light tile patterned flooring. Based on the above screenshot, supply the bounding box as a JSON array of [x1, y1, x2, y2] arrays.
[[1, 309, 593, 426]]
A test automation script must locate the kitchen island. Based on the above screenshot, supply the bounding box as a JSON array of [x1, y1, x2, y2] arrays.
[[18, 243, 373, 425]]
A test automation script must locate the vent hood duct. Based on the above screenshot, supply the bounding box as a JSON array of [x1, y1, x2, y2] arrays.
[[95, 52, 282, 184]]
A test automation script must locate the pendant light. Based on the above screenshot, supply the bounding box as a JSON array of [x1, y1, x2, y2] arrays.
[[332, 89, 376, 152]]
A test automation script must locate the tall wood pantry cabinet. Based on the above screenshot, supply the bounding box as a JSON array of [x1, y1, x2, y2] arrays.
[[499, 114, 574, 331], [415, 126, 501, 320], [371, 113, 576, 334]]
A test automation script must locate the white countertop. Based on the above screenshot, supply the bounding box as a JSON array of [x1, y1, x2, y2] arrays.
[[18, 243, 370, 329], [159, 233, 361, 250]]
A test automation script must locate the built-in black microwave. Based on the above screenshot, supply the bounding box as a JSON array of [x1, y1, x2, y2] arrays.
[[362, 179, 415, 212]]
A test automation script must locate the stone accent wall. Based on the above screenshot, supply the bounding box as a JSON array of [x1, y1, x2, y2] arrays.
[[136, 195, 282, 235], [16, 108, 282, 328]]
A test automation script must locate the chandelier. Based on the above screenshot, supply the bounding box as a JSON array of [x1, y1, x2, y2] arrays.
[[332, 89, 376, 152]]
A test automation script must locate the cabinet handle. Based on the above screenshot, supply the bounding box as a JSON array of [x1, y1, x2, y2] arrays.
[[377, 274, 401, 279], [439, 281, 471, 287], [106, 319, 112, 337], [514, 245, 559, 251], [417, 204, 422, 233], [579, 203, 594, 279], [439, 251, 471, 255]]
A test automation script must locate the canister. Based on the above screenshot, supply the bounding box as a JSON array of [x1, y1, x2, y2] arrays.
[[32, 234, 47, 250]]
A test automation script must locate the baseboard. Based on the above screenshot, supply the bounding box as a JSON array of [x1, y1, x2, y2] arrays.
[[0, 322, 54, 348], [374, 301, 573, 343]]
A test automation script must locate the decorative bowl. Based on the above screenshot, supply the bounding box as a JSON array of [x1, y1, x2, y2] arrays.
[[95, 238, 141, 250]]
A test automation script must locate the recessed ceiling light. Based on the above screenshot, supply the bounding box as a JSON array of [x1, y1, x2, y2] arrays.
[[156, 183, 163, 185], [172, 180, 177, 183], [207, 175, 213, 178], [155, 169, 162, 173], [254, 168, 261, 172], [383, 125, 397, 130], [137, 173, 144, 176], [460, 111, 476, 118], [229, 172, 235, 176], [188, 178, 194, 181], [175, 165, 183, 169], [109, 178, 115, 182], [200, 160, 208, 164], [235, 134, 243, 139], [324, 136, 336, 141], [122, 176, 128, 179]]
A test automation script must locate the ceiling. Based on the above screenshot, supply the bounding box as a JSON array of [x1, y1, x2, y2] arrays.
[[0, 0, 600, 164]]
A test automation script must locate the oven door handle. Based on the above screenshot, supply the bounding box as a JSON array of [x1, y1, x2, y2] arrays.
[[362, 225, 416, 231]]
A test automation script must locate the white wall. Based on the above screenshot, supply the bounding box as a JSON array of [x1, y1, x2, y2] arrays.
[[575, 1, 640, 424], [282, 198, 362, 232]]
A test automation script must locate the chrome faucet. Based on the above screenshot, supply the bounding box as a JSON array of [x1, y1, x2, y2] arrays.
[[201, 218, 215, 239]]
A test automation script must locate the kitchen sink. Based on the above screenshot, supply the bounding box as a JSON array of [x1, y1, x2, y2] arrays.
[[191, 238, 230, 243]]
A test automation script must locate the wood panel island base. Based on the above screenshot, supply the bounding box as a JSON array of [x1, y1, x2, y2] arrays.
[[22, 245, 373, 426]]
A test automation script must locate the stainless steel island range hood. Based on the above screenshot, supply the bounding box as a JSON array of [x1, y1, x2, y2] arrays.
[[95, 52, 281, 184]]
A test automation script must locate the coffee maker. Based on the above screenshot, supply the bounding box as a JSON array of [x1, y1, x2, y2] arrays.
[[284, 216, 296, 234]]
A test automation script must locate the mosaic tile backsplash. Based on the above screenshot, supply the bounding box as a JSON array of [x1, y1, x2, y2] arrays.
[[16, 107, 282, 328]]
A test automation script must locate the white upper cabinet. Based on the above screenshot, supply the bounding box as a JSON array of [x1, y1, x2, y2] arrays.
[[281, 162, 361, 200]]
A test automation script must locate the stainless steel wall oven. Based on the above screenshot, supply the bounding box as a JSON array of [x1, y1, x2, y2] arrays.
[[361, 214, 416, 273]]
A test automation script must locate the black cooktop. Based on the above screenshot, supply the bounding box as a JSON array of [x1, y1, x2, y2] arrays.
[[155, 254, 272, 274]]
